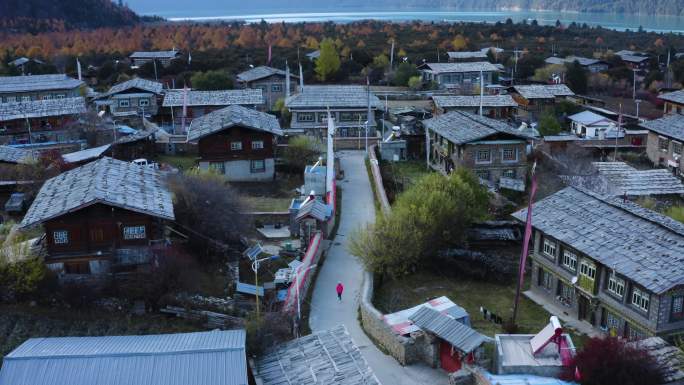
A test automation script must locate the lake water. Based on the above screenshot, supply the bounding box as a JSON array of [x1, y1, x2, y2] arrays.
[[134, 4, 684, 33]]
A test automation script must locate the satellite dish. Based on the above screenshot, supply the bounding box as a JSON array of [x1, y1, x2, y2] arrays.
[[571, 276, 578, 285]]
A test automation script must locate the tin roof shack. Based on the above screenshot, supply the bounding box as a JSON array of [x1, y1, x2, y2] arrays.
[[0, 74, 84, 103], [254, 325, 380, 385], [0, 329, 248, 385], [188, 104, 283, 182], [285, 85, 382, 139], [129, 50, 181, 68], [425, 111, 531, 190], [495, 316, 575, 377], [512, 187, 684, 340], [432, 95, 517, 119], [236, 66, 298, 111], [161, 89, 265, 133], [95, 78, 164, 122], [0, 97, 86, 146], [508, 84, 575, 120], [641, 114, 684, 176], [420, 62, 498, 93], [20, 157, 175, 280]]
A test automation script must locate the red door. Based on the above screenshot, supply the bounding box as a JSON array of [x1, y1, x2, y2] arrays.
[[440, 341, 462, 373]]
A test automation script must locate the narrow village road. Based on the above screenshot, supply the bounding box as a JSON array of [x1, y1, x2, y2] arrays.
[[309, 150, 448, 385]]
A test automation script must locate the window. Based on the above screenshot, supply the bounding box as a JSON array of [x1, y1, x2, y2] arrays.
[[123, 225, 146, 240], [64, 261, 90, 275], [42, 94, 53, 100], [5, 96, 16, 103], [339, 112, 354, 122], [250, 159, 266, 173], [562, 250, 577, 272], [659, 137, 669, 151], [119, 99, 130, 108], [21, 96, 31, 102], [557, 281, 574, 304], [475, 170, 490, 181], [319, 113, 335, 122], [543, 238, 557, 259], [231, 141, 243, 151], [607, 276, 625, 298], [56, 94, 66, 99], [606, 311, 621, 330], [297, 112, 315, 122], [632, 288, 650, 312], [251, 140, 264, 150], [271, 84, 282, 92], [671, 296, 684, 321], [53, 230, 69, 245], [139, 99, 150, 107], [538, 268, 553, 291], [579, 261, 596, 280], [476, 149, 491, 163], [502, 147, 517, 162], [89, 228, 105, 243], [503, 169, 516, 179], [674, 141, 683, 156], [209, 161, 225, 174], [353, 112, 368, 122]]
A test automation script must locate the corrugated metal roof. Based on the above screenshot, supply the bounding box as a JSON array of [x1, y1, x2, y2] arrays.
[[409, 307, 490, 354], [433, 95, 517, 109], [187, 104, 282, 142], [511, 187, 684, 294], [236, 66, 298, 83], [295, 199, 332, 222], [640, 114, 684, 142], [21, 157, 175, 227], [0, 74, 83, 94], [423, 61, 498, 74], [162, 89, 264, 107], [255, 325, 380, 385], [0, 330, 247, 385], [423, 110, 529, 145], [285, 85, 382, 109], [0, 97, 86, 121], [62, 144, 112, 164], [568, 110, 615, 126]]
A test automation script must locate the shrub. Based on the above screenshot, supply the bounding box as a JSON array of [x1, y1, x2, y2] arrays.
[[0, 257, 52, 302], [281, 136, 321, 172]]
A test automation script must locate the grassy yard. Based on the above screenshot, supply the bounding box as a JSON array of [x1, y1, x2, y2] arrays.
[[231, 174, 303, 213], [153, 154, 198, 171], [243, 196, 293, 212], [373, 271, 550, 337], [380, 160, 433, 202]]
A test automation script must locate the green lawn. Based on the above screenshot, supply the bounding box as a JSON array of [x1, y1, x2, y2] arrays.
[[243, 196, 293, 212], [373, 271, 550, 337], [153, 154, 198, 171]]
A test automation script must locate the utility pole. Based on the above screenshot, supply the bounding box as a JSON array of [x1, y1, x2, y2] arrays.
[[632, 69, 637, 100], [614, 104, 622, 162], [365, 77, 371, 154], [153, 59, 158, 81], [479, 69, 484, 116]]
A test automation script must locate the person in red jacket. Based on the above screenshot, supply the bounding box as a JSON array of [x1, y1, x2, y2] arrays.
[[336, 281, 344, 302]]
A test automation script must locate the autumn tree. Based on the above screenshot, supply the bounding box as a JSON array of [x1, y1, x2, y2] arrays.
[[315, 38, 340, 82]]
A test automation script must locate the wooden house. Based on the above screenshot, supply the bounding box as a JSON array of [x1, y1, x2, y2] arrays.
[[0, 97, 86, 145], [508, 84, 575, 119], [187, 104, 283, 181], [94, 78, 164, 121], [0, 74, 83, 103], [432, 95, 517, 119], [419, 62, 498, 93], [20, 157, 175, 278], [236, 66, 297, 111], [658, 89, 684, 115], [129, 50, 181, 68]]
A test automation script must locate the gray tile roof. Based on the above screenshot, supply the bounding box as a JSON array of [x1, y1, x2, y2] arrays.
[[409, 307, 490, 354], [98, 78, 163, 99], [512, 84, 575, 99], [545, 56, 605, 67], [115, 127, 159, 144], [423, 61, 499, 74], [129, 50, 179, 59], [0, 97, 86, 121], [423, 110, 529, 145], [658, 89, 684, 105], [255, 325, 380, 385], [433, 95, 517, 109], [0, 145, 34, 164], [593, 162, 684, 196], [511, 187, 684, 294], [236, 66, 297, 83], [187, 104, 282, 142], [0, 330, 246, 385], [639, 114, 684, 142], [21, 157, 175, 227], [285, 85, 382, 109], [447, 51, 488, 60], [0, 74, 83, 94], [162, 89, 264, 107]]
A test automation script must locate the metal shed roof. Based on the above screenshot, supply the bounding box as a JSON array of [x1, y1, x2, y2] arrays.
[[409, 307, 490, 354], [61, 144, 111, 164], [0, 97, 86, 121], [295, 199, 332, 222], [0, 74, 83, 94], [285, 85, 382, 109], [162, 89, 264, 107], [0, 330, 247, 385], [21, 157, 175, 227], [187, 104, 282, 142]]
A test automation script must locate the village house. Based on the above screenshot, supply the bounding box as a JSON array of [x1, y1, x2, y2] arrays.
[[615, 50, 651, 70], [187, 104, 283, 181], [568, 110, 618, 138], [161, 89, 264, 133], [7, 57, 46, 75], [641, 114, 684, 176], [432, 95, 517, 118], [508, 84, 575, 119], [129, 50, 181, 67], [0, 74, 84, 103], [513, 186, 684, 340], [285, 85, 382, 138], [20, 157, 175, 278], [0, 97, 86, 145], [659, 89, 684, 115], [544, 56, 610, 73], [424, 111, 530, 190], [94, 78, 164, 121], [419, 62, 498, 93], [447, 50, 488, 61], [236, 65, 297, 111], [0, 145, 34, 182], [0, 330, 247, 385]]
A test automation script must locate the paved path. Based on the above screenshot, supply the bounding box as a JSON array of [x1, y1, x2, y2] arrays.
[[309, 150, 448, 385]]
